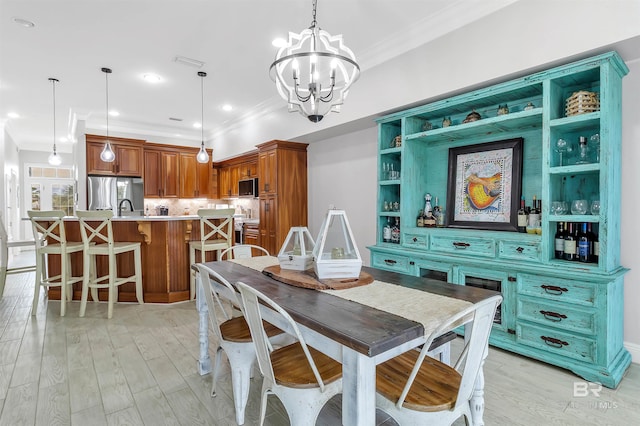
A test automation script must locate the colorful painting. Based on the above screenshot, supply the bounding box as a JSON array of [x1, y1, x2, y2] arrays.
[[446, 138, 523, 231]]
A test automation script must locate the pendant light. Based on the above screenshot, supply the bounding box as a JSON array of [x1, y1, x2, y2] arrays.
[[100, 67, 116, 162], [47, 77, 62, 166], [196, 71, 209, 163]]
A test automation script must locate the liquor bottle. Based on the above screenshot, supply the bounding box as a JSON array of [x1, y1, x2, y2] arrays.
[[588, 223, 599, 263], [423, 193, 436, 227], [432, 196, 442, 227], [563, 222, 577, 261], [578, 222, 590, 262], [535, 199, 542, 234], [528, 195, 540, 233], [417, 209, 424, 227], [383, 218, 392, 243], [391, 218, 401, 244], [554, 222, 565, 259], [517, 196, 527, 233], [576, 136, 590, 164]]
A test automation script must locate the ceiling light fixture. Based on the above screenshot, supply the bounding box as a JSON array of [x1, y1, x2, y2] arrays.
[[269, 0, 360, 123], [12, 17, 35, 28], [47, 77, 62, 166], [196, 71, 209, 164], [174, 56, 205, 68], [142, 73, 162, 83], [100, 67, 115, 163]]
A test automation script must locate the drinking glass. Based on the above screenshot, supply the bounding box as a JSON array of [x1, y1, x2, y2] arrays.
[[590, 133, 600, 162], [551, 201, 565, 215], [590, 200, 601, 215], [571, 199, 588, 215], [554, 138, 571, 166]]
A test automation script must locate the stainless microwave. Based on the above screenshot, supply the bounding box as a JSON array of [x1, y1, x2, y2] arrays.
[[238, 178, 259, 197]]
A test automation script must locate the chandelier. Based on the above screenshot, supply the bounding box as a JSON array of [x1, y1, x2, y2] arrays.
[[47, 77, 62, 166], [269, 0, 360, 123]]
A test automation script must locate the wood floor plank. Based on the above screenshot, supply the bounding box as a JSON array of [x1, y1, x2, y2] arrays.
[[105, 406, 144, 426], [9, 350, 41, 387], [0, 381, 37, 426], [116, 345, 157, 394], [39, 353, 68, 389], [132, 386, 180, 426], [164, 386, 217, 426], [68, 366, 102, 414], [70, 404, 108, 426], [145, 356, 188, 395], [35, 382, 71, 426]]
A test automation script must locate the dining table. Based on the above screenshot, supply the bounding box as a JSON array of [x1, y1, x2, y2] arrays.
[[194, 256, 499, 426]]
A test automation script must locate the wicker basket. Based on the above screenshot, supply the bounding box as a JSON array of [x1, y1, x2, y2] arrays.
[[565, 91, 600, 116]]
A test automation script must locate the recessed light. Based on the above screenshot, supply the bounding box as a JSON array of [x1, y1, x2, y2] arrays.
[[142, 73, 162, 83], [222, 104, 233, 112], [193, 122, 202, 129], [272, 38, 288, 48], [109, 110, 120, 117], [7, 112, 19, 119], [12, 17, 35, 28]]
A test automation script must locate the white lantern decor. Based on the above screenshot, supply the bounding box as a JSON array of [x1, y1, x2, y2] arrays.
[[312, 209, 362, 279], [277, 227, 316, 271]]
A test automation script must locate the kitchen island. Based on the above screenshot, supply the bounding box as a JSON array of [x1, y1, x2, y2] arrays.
[[45, 215, 232, 303]]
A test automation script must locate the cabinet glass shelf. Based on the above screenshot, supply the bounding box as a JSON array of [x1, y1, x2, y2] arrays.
[[548, 164, 600, 174], [547, 215, 599, 223], [549, 112, 600, 130]]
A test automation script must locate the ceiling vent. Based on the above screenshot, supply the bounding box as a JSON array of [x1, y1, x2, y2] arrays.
[[173, 56, 205, 68]]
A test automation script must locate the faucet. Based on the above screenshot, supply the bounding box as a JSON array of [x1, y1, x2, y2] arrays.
[[118, 199, 134, 217]]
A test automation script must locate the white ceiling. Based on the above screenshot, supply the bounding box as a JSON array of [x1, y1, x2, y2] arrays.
[[0, 0, 518, 153]]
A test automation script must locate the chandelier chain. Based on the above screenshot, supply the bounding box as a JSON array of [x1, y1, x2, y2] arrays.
[[310, 0, 318, 28]]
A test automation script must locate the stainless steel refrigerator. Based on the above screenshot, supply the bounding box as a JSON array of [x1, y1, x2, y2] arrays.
[[87, 176, 144, 216]]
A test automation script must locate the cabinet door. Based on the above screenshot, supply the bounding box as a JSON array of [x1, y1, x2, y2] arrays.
[[259, 196, 277, 254], [196, 161, 211, 197], [144, 150, 162, 197], [259, 150, 277, 194], [230, 165, 240, 197], [87, 142, 116, 175], [179, 154, 197, 198], [162, 152, 180, 197], [239, 160, 258, 179], [218, 167, 231, 198], [115, 145, 143, 177]]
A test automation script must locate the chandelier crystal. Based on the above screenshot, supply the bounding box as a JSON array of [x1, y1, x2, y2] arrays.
[[47, 77, 62, 166], [196, 71, 210, 164], [269, 0, 360, 123], [100, 67, 116, 163]]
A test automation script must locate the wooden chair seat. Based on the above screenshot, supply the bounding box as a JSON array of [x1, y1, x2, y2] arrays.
[[220, 316, 283, 343], [272, 343, 342, 389], [377, 349, 461, 412]]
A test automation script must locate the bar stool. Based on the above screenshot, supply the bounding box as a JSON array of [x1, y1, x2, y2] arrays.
[[76, 210, 143, 319], [27, 210, 84, 316], [189, 208, 234, 300], [0, 214, 36, 299]]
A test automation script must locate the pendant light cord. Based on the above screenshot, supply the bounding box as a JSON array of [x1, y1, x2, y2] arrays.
[[105, 70, 110, 139], [51, 78, 57, 152], [201, 73, 204, 143]]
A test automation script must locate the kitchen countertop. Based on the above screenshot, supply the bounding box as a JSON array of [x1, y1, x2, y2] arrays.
[[53, 215, 201, 221]]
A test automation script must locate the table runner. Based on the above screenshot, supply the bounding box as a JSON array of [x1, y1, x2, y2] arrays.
[[228, 256, 472, 337]]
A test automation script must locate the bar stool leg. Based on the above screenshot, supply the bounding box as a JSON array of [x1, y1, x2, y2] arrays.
[[107, 253, 117, 319], [32, 251, 46, 315], [60, 253, 67, 317], [134, 246, 143, 304], [80, 252, 91, 317], [189, 246, 197, 300]]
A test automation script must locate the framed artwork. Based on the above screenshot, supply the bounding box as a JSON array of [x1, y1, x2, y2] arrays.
[[445, 138, 523, 231]]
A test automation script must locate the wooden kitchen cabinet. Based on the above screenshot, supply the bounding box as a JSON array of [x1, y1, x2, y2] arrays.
[[256, 140, 308, 254], [243, 222, 260, 252], [86, 134, 144, 176], [239, 160, 258, 179], [215, 152, 259, 199], [144, 146, 179, 198], [218, 166, 232, 198], [180, 151, 212, 198]]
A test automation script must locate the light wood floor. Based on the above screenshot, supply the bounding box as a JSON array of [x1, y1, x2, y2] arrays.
[[0, 251, 638, 425]]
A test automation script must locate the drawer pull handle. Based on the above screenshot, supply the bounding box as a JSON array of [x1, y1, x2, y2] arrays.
[[384, 259, 397, 265], [540, 310, 567, 322], [541, 335, 569, 348], [541, 284, 568, 295], [413, 237, 418, 242], [452, 242, 470, 249], [515, 246, 524, 253]]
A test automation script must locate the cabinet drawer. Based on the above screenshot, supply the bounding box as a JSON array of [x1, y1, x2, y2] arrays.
[[371, 252, 414, 275], [498, 240, 542, 263], [429, 235, 495, 258], [517, 297, 596, 335], [403, 233, 428, 249], [518, 274, 595, 307], [516, 322, 596, 363]]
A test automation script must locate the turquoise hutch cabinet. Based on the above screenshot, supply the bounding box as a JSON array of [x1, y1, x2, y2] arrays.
[[369, 52, 630, 388]]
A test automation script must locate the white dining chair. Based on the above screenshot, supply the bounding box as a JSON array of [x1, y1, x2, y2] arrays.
[[375, 294, 502, 426], [27, 210, 84, 316], [0, 214, 36, 299], [237, 280, 343, 426], [195, 263, 285, 425], [220, 244, 270, 260], [189, 208, 235, 300], [76, 210, 143, 319]]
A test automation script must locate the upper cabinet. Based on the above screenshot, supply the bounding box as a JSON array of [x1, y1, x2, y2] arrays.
[[144, 145, 180, 198], [258, 149, 277, 195], [214, 152, 259, 199], [238, 159, 258, 180], [86, 134, 144, 177], [179, 151, 212, 198]]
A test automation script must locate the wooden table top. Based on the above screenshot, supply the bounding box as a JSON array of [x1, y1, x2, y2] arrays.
[[201, 261, 498, 358]]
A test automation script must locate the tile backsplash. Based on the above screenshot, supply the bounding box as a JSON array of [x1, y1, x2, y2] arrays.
[[143, 198, 259, 219]]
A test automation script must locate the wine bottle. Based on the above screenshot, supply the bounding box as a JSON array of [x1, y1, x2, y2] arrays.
[[588, 223, 599, 263], [563, 222, 577, 261], [391, 218, 401, 244], [383, 218, 392, 243], [554, 222, 565, 259], [517, 196, 527, 233], [528, 195, 540, 233], [578, 222, 590, 262]]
